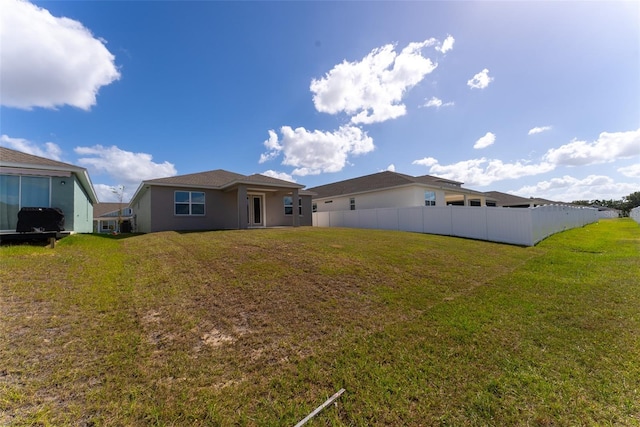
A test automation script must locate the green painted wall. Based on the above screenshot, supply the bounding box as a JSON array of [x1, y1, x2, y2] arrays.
[[50, 175, 93, 233]]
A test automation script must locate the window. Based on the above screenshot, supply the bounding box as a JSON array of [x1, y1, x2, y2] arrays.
[[350, 197, 356, 210], [174, 191, 205, 215], [284, 196, 302, 215], [312, 203, 317, 213], [0, 175, 50, 231], [425, 191, 436, 206], [284, 196, 293, 215]]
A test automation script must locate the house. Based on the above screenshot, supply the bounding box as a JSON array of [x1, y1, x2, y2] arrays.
[[129, 169, 313, 233], [93, 202, 135, 233], [483, 191, 555, 208], [0, 147, 98, 235], [307, 171, 489, 212]]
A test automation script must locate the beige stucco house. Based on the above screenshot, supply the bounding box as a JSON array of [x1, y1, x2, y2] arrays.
[[129, 169, 313, 233], [307, 171, 489, 212]]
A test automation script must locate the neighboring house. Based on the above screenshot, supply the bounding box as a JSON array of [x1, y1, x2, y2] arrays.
[[592, 206, 620, 219], [93, 202, 135, 233], [129, 169, 313, 233], [0, 147, 98, 234], [483, 191, 555, 208], [307, 171, 489, 212]]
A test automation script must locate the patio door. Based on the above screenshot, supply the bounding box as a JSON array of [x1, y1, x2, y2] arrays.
[[247, 194, 264, 227]]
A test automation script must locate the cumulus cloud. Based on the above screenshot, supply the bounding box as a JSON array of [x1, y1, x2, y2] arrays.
[[310, 39, 439, 124], [75, 145, 176, 190], [413, 156, 555, 186], [422, 96, 454, 108], [412, 157, 439, 167], [436, 35, 455, 54], [543, 128, 640, 166], [386, 164, 396, 172], [474, 132, 496, 149], [618, 163, 640, 178], [0, 0, 120, 110], [0, 134, 63, 160], [467, 68, 493, 89], [259, 125, 374, 176], [528, 126, 552, 135], [261, 170, 296, 183], [513, 175, 639, 202]]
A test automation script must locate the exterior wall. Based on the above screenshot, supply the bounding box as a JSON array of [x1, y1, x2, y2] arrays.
[[132, 187, 152, 233], [35, 174, 93, 233], [264, 192, 313, 227], [313, 205, 598, 246], [147, 186, 237, 232], [315, 186, 446, 212]]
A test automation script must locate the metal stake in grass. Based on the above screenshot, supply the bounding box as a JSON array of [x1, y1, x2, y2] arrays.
[[294, 388, 345, 427]]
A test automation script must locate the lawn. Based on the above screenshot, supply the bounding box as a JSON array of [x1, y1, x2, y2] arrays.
[[1, 219, 639, 426]]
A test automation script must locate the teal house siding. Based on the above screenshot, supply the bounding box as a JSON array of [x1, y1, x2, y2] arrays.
[[1, 147, 98, 234]]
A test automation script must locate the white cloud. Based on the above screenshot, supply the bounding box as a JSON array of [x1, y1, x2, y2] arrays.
[[412, 157, 439, 167], [261, 170, 296, 183], [0, 134, 63, 160], [423, 96, 454, 108], [618, 163, 640, 178], [467, 68, 493, 90], [413, 156, 555, 187], [310, 39, 439, 124], [513, 175, 639, 202], [543, 128, 640, 166], [0, 0, 120, 110], [436, 35, 455, 54], [74, 145, 176, 189], [259, 125, 374, 176], [386, 164, 396, 172], [474, 132, 496, 149], [528, 126, 552, 135], [93, 183, 136, 204]]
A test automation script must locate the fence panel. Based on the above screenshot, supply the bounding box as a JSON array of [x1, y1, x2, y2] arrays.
[[313, 204, 597, 246]]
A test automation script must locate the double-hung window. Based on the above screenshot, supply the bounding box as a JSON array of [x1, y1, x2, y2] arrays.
[[425, 191, 436, 206], [350, 197, 356, 210], [284, 196, 302, 215], [175, 191, 205, 215]]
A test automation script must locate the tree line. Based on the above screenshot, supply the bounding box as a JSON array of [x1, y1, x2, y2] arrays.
[[572, 191, 640, 216]]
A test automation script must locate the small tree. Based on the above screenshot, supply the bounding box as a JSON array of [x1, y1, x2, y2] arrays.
[[111, 185, 125, 233]]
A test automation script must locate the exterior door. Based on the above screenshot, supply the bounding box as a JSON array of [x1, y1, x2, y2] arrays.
[[247, 194, 264, 227]]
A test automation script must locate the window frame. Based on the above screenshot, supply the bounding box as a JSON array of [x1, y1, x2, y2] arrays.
[[424, 191, 436, 206], [174, 191, 206, 216], [284, 196, 303, 216]]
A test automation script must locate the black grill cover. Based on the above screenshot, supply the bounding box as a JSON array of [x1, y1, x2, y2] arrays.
[[16, 207, 65, 232]]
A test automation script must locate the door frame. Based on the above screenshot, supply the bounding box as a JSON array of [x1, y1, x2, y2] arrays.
[[247, 193, 265, 227]]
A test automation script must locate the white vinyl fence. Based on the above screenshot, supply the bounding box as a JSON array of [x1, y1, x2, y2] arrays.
[[312, 205, 598, 246], [631, 207, 640, 224]]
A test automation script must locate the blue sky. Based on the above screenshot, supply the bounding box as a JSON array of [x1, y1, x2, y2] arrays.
[[1, 0, 639, 203]]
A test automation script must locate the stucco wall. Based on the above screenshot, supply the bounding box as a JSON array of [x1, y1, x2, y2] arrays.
[[264, 192, 313, 227], [132, 187, 152, 233], [314, 186, 447, 212], [147, 186, 238, 232], [50, 175, 93, 233]]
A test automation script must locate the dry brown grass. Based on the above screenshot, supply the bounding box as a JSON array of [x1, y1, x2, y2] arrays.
[[1, 223, 638, 426]]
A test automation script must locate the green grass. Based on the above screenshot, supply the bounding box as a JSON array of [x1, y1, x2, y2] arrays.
[[1, 219, 639, 426]]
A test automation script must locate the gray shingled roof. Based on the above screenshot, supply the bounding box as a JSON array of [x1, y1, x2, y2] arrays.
[[143, 169, 304, 189], [1, 146, 81, 170], [307, 171, 463, 199], [1, 146, 98, 203], [484, 191, 534, 206]]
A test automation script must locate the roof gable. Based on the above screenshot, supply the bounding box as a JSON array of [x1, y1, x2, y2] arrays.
[[0, 147, 98, 204], [141, 169, 304, 190], [1, 146, 80, 170]]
